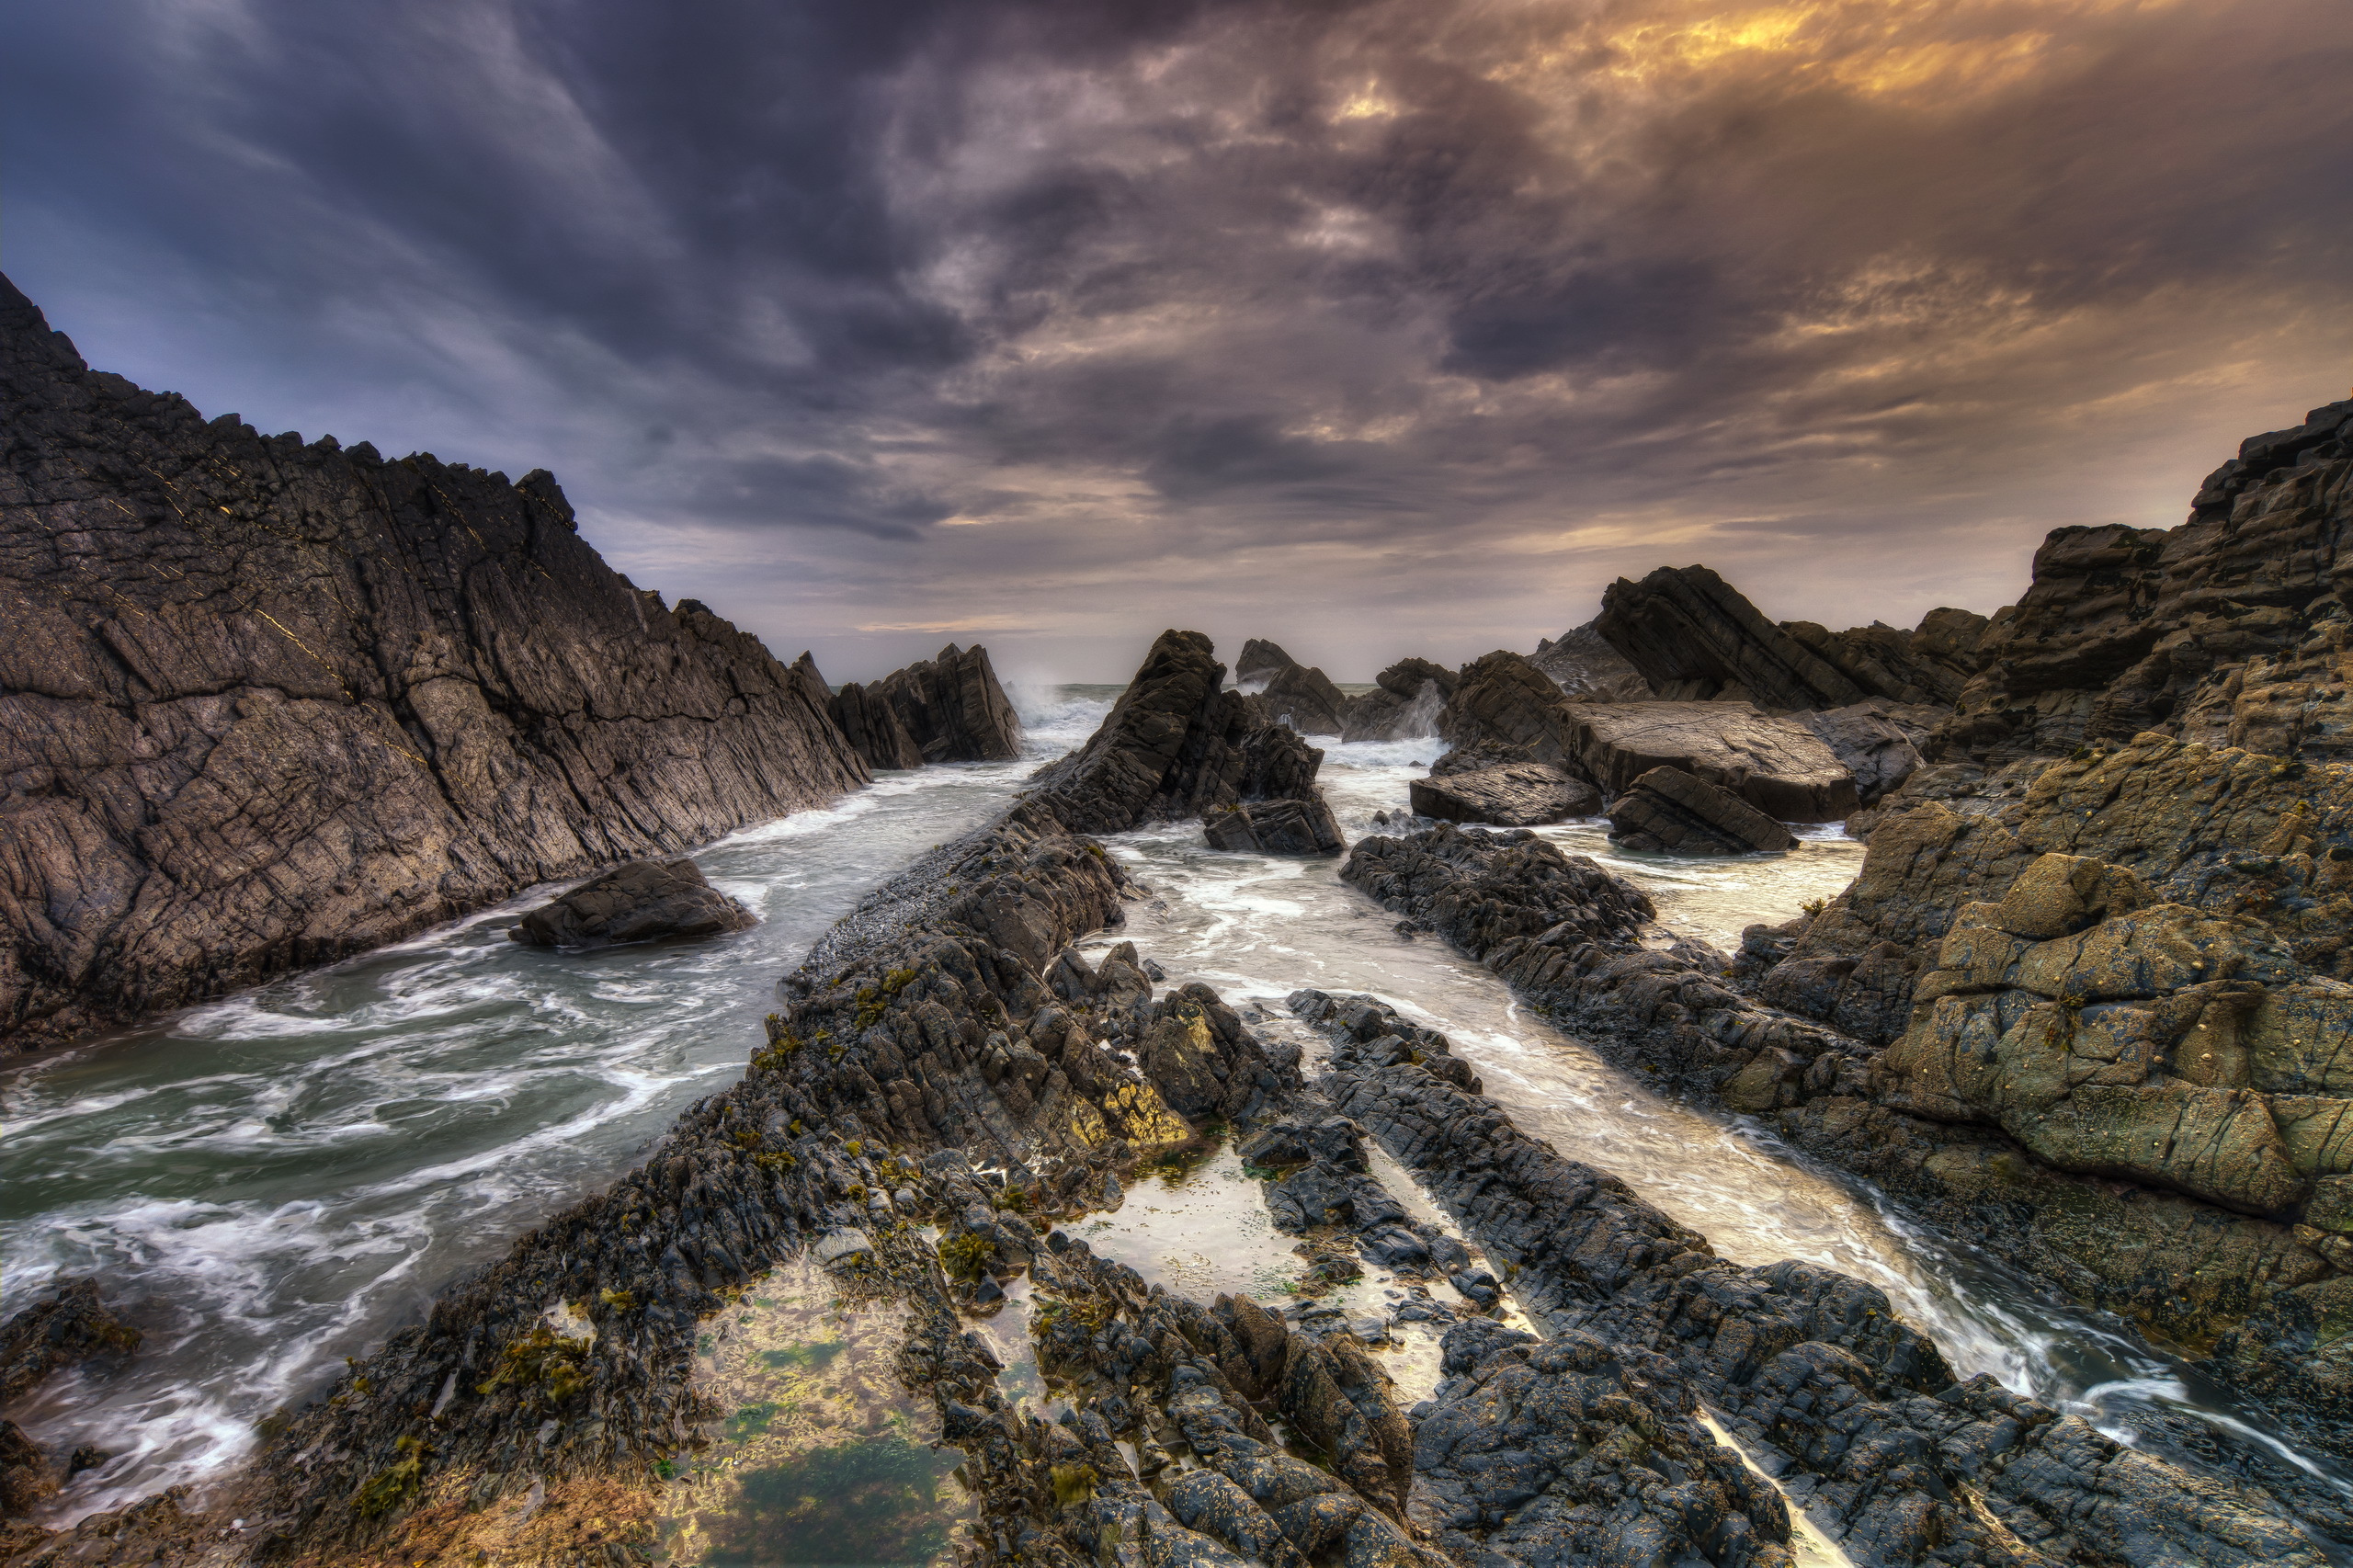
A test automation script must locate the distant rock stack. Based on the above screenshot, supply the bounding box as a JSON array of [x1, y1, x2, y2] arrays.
[[1233, 638, 1349, 736], [1340, 656, 1455, 742], [0, 272, 870, 1054], [851, 642, 1022, 765]]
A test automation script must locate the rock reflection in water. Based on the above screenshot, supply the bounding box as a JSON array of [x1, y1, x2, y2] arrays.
[[657, 1255, 969, 1568]]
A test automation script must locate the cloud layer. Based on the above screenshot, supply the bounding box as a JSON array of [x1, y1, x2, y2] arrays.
[[9, 0, 2352, 680]]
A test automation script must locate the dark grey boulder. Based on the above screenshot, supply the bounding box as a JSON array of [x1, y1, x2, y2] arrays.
[[508, 858, 756, 948], [1799, 702, 1924, 804], [1608, 765, 1797, 854], [1408, 764, 1600, 827], [1204, 798, 1344, 856]]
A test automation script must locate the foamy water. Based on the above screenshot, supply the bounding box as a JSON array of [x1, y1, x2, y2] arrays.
[[1, 694, 2336, 1527]]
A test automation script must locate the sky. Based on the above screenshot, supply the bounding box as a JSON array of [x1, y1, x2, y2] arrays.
[[7, 0, 2351, 685]]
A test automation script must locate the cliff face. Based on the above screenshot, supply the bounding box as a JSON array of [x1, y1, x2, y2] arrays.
[[0, 275, 870, 1053]]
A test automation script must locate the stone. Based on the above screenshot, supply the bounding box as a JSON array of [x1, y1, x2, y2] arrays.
[[507, 858, 756, 949], [1028, 631, 1339, 835], [864, 642, 1022, 762], [1527, 620, 1653, 701], [1203, 798, 1345, 856], [1435, 651, 1578, 765], [1606, 766, 1798, 854], [1406, 764, 1599, 827], [0, 274, 870, 1054], [1565, 701, 1857, 821], [824, 667, 926, 770], [1338, 658, 1453, 742], [0, 1279, 139, 1403], [1797, 702, 1922, 805], [1595, 563, 1868, 709], [1235, 641, 1349, 736]]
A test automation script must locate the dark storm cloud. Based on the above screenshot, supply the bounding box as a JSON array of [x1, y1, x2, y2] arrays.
[[6, 0, 2352, 679]]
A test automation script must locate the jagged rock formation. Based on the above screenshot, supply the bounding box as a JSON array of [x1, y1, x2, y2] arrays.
[[1338, 657, 1453, 742], [1529, 619, 1654, 701], [506, 858, 755, 949], [1596, 564, 1986, 710], [1607, 765, 1798, 854], [1233, 640, 1350, 736], [1799, 701, 1926, 804], [1299, 990, 2331, 1568], [829, 642, 1020, 767], [1436, 650, 1581, 765], [0, 275, 870, 1054], [1938, 400, 2353, 764], [820, 657, 926, 770], [1407, 763, 1598, 827], [1028, 630, 1336, 835]]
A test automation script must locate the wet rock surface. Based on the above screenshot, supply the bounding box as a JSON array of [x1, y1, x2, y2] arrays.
[[1528, 620, 1654, 702], [868, 642, 1024, 764], [1204, 798, 1346, 856], [1237, 640, 1350, 737], [506, 858, 757, 949], [1567, 701, 1857, 823], [1606, 765, 1799, 855], [1340, 659, 1454, 744], [1298, 990, 2336, 1567], [0, 274, 870, 1055], [1406, 764, 1599, 828]]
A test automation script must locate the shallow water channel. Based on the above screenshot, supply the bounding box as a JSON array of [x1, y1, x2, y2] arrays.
[[3, 688, 2343, 1547]]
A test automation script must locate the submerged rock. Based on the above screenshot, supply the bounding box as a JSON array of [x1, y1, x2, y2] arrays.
[[0, 1278, 140, 1404], [507, 858, 756, 949]]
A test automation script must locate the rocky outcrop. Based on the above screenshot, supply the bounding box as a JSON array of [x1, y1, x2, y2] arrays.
[[1204, 798, 1345, 855], [0, 274, 870, 1054], [1595, 565, 1986, 710], [1235, 641, 1350, 736], [1568, 701, 1857, 821], [1936, 400, 2353, 764], [1799, 701, 1925, 804], [822, 665, 926, 771], [865, 642, 1022, 763], [1435, 650, 1580, 766], [1027, 630, 1335, 836], [1529, 619, 1654, 701], [1408, 764, 1598, 827], [1300, 990, 2331, 1568], [1338, 658, 1453, 743], [506, 858, 756, 949], [1607, 765, 1798, 854]]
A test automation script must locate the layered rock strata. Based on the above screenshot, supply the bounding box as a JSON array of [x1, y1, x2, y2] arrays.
[[1295, 990, 2330, 1567], [1567, 701, 1857, 822], [829, 642, 1021, 767], [1341, 794, 2353, 1470], [1528, 619, 1653, 701], [1406, 763, 1598, 827], [1234, 640, 1350, 737], [1606, 765, 1798, 854], [0, 275, 870, 1054]]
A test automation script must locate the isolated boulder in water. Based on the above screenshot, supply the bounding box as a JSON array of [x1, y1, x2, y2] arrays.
[[1409, 765, 1600, 827], [1608, 767, 1797, 855], [1205, 797, 1345, 856], [1529, 621, 1654, 701], [509, 859, 756, 948], [1798, 704, 1922, 805], [1566, 701, 1857, 822]]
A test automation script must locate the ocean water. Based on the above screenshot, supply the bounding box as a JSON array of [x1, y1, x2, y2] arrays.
[[2, 689, 2337, 1530]]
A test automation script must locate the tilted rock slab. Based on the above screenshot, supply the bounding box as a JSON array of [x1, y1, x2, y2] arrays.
[[1569, 700, 1858, 822], [506, 858, 756, 949], [1607, 764, 1798, 854], [1409, 762, 1599, 827], [0, 274, 869, 1052]]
